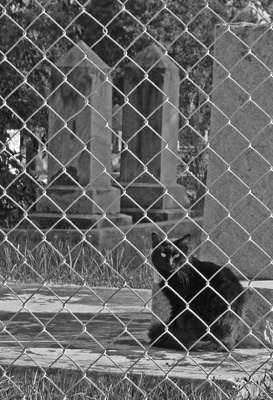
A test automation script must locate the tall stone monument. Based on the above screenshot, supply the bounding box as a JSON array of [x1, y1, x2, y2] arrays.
[[201, 24, 273, 279], [119, 44, 186, 221], [35, 41, 131, 228]]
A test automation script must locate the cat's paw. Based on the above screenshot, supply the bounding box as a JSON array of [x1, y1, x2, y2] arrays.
[[190, 341, 226, 352]]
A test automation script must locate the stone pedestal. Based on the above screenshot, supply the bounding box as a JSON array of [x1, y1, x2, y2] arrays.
[[119, 44, 186, 221], [37, 186, 120, 215], [201, 24, 273, 279], [34, 40, 131, 228]]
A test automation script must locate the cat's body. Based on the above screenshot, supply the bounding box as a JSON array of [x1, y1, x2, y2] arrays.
[[149, 233, 247, 351]]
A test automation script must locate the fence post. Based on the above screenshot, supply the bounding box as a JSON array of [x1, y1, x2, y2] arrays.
[[201, 24, 273, 279], [119, 44, 186, 222], [34, 40, 132, 228]]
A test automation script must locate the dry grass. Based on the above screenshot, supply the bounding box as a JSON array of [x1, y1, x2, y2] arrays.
[[0, 367, 245, 400], [0, 238, 154, 289]]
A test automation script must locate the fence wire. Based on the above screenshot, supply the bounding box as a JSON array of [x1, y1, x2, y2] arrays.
[[1, 0, 273, 399]]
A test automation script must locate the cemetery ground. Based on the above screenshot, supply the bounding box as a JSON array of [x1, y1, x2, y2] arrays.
[[1, 238, 273, 399]]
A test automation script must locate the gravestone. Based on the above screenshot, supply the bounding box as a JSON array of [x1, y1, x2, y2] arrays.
[[201, 24, 273, 280], [119, 44, 186, 221], [34, 41, 131, 229], [150, 25, 273, 350]]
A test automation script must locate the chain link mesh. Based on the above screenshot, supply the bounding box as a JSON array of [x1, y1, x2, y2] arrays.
[[1, 0, 273, 398]]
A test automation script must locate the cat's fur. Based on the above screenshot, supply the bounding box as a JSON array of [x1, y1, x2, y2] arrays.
[[149, 233, 248, 351]]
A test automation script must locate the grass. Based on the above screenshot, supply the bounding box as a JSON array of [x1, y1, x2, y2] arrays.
[[1, 368, 272, 400], [0, 238, 154, 289], [0, 367, 246, 400]]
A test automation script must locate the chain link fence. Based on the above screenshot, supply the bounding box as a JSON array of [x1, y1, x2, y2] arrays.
[[1, 0, 273, 399]]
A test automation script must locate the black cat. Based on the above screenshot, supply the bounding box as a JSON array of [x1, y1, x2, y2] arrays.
[[148, 233, 248, 351]]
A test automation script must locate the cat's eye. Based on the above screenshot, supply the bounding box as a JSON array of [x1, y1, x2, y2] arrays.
[[160, 252, 166, 258]]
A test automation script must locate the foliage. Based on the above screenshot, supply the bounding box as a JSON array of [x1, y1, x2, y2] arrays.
[[0, 130, 37, 227]]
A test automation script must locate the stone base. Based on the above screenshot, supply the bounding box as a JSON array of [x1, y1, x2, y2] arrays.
[[119, 183, 186, 210], [2, 284, 273, 384], [36, 185, 122, 214], [121, 207, 186, 223], [30, 213, 132, 229]]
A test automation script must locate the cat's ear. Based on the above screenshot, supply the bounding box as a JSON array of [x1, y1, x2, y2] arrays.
[[151, 232, 164, 248], [174, 234, 191, 248]]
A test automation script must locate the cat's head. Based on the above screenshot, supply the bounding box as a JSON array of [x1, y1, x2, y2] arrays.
[[151, 232, 191, 274]]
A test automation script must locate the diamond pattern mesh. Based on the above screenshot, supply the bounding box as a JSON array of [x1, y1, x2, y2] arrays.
[[1, 0, 273, 398]]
